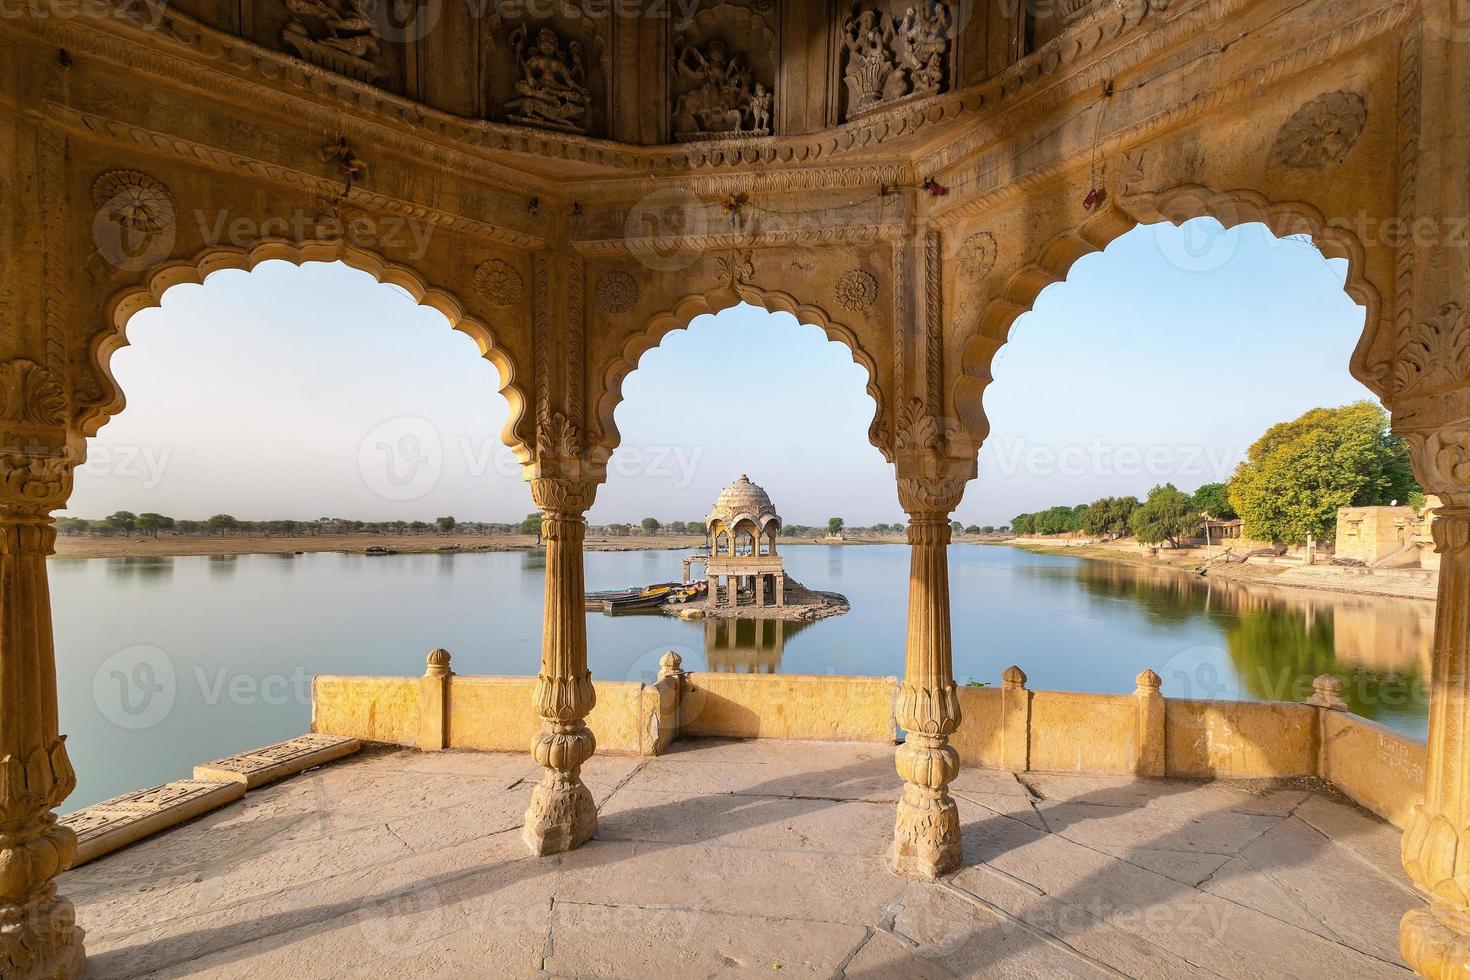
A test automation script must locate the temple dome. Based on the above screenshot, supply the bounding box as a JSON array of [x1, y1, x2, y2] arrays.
[[708, 475, 779, 526]]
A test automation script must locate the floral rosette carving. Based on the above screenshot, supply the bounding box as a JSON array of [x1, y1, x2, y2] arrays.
[[474, 259, 524, 307], [1273, 91, 1368, 170], [835, 269, 879, 313]]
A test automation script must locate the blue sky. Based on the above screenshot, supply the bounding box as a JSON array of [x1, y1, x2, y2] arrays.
[[67, 219, 1377, 527]]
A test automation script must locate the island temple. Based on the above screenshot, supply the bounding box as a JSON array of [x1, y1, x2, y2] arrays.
[[704, 475, 787, 609]]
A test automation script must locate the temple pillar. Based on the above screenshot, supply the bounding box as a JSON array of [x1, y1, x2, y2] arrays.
[[0, 408, 85, 978], [755, 574, 765, 607], [776, 573, 785, 607], [523, 477, 598, 856], [892, 473, 967, 878]]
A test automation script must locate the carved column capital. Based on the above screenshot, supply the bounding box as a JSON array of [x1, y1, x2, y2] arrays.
[[529, 477, 598, 518], [897, 474, 969, 519], [1401, 427, 1470, 507]]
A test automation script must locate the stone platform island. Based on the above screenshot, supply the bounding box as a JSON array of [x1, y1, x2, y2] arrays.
[[64, 738, 1420, 978]]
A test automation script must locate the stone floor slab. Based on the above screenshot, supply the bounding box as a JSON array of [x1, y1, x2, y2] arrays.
[[62, 739, 1423, 979]]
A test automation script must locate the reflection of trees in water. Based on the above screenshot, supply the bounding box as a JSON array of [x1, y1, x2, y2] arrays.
[[704, 617, 813, 672], [1067, 558, 1429, 724], [105, 556, 174, 579]]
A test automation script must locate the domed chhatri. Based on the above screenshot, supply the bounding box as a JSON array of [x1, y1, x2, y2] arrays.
[[705, 476, 785, 609]]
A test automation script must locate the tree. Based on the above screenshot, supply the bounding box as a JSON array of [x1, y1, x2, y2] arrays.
[[519, 512, 544, 545], [641, 517, 662, 534], [206, 514, 239, 537], [827, 517, 845, 536], [436, 516, 457, 534], [107, 510, 138, 536], [136, 513, 174, 538], [1012, 513, 1035, 535], [689, 520, 706, 535], [1035, 505, 1081, 535], [1130, 484, 1197, 547], [965, 525, 981, 535], [1191, 483, 1236, 520], [667, 520, 686, 535], [1226, 401, 1418, 545], [951, 520, 965, 535], [1081, 496, 1139, 537]]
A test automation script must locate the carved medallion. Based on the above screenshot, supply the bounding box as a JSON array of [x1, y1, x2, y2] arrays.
[[672, 37, 773, 140], [841, 2, 952, 121], [281, 0, 385, 83], [92, 170, 174, 234], [594, 272, 638, 314], [474, 260, 524, 307], [91, 169, 177, 274], [1273, 91, 1368, 170], [956, 233, 997, 280], [503, 26, 592, 134], [836, 269, 879, 313]]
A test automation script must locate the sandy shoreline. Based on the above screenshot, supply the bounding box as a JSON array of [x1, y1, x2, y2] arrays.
[[48, 532, 917, 560], [1000, 539, 1438, 602]]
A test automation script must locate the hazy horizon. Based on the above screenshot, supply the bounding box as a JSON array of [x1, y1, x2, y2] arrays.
[[66, 218, 1377, 528]]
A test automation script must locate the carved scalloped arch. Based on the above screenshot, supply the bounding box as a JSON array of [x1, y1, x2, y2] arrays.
[[82, 239, 534, 463], [954, 185, 1389, 442], [593, 285, 888, 462]]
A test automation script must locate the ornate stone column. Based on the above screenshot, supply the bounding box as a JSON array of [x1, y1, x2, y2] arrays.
[[1399, 422, 1470, 975], [523, 476, 598, 856], [892, 473, 967, 878], [0, 379, 85, 978]]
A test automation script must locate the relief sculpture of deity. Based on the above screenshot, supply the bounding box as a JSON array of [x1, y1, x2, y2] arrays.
[[672, 37, 773, 141], [504, 26, 592, 134], [842, 1, 952, 120]]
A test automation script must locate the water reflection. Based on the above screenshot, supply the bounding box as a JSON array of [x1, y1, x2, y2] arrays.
[[1067, 561, 1431, 729], [104, 556, 173, 580], [704, 617, 813, 673]]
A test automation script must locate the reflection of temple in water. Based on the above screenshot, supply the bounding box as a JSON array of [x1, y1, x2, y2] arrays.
[[703, 617, 812, 672]]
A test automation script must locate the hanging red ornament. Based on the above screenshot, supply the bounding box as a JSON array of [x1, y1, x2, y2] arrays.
[[922, 177, 948, 197], [1083, 187, 1105, 211]]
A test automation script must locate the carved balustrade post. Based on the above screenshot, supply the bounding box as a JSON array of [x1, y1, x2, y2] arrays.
[[0, 371, 85, 979], [523, 476, 599, 856], [892, 472, 968, 878]]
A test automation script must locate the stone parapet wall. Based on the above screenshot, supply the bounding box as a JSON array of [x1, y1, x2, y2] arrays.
[[311, 664, 1428, 827]]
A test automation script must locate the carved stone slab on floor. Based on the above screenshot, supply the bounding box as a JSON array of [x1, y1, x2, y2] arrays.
[[193, 733, 361, 789], [60, 779, 246, 866]]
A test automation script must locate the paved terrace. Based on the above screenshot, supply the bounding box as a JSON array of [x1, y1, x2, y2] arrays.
[[63, 739, 1424, 979]]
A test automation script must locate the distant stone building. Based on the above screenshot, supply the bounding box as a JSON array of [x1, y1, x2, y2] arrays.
[[704, 475, 785, 608], [1336, 499, 1439, 568]]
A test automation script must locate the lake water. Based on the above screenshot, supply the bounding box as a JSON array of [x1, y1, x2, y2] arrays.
[[51, 543, 1433, 812]]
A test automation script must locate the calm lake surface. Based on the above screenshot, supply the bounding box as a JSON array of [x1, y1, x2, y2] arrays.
[[51, 543, 1433, 811]]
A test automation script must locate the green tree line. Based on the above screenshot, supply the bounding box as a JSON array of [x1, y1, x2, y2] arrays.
[[1009, 401, 1418, 547]]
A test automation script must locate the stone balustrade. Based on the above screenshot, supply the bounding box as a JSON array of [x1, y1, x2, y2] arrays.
[[308, 652, 1427, 831]]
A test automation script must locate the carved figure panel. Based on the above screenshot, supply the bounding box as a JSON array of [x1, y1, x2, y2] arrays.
[[281, 0, 385, 83], [671, 6, 778, 141], [504, 26, 593, 134], [488, 15, 606, 136], [841, 2, 953, 121], [1273, 91, 1368, 170]]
